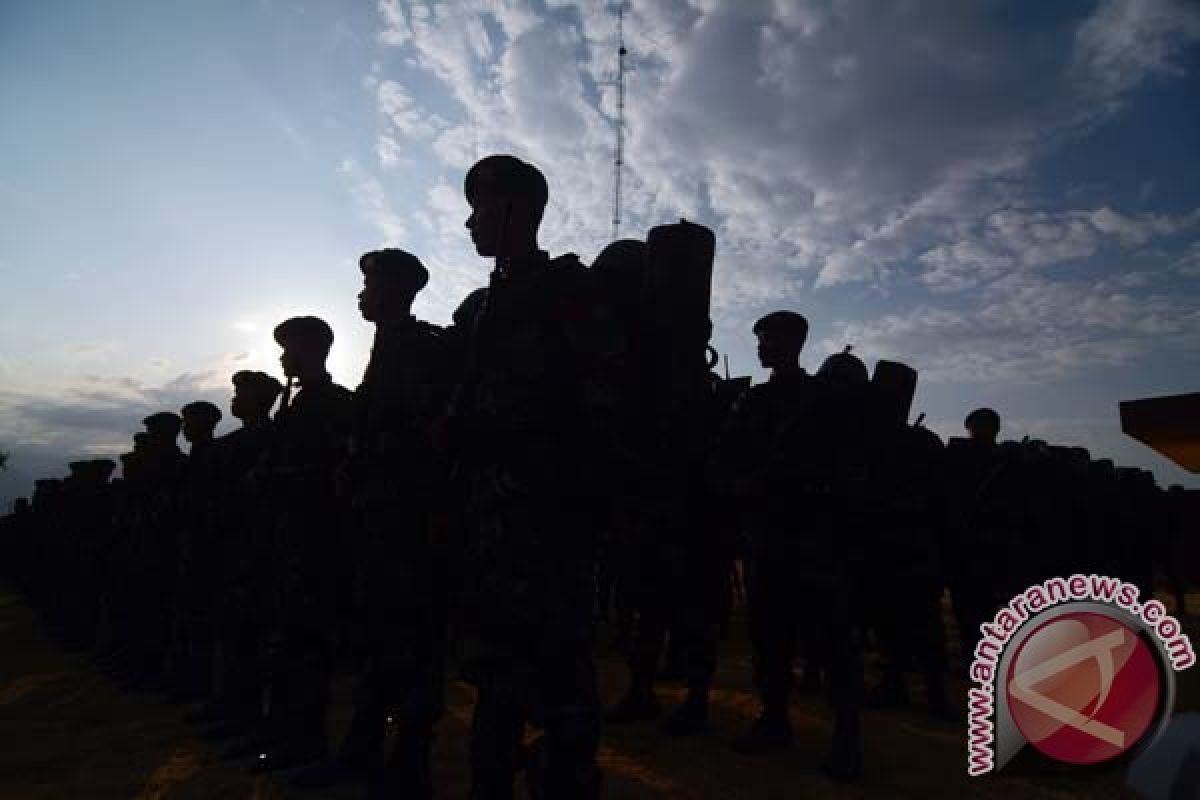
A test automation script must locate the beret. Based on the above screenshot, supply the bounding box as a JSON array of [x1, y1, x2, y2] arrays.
[[232, 370, 283, 397], [752, 311, 809, 339], [181, 400, 223, 426], [964, 408, 1001, 429], [360, 249, 429, 291], [143, 412, 182, 436], [274, 316, 334, 349], [464, 154, 548, 208]]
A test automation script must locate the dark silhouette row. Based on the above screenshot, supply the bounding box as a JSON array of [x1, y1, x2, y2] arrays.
[[1, 154, 1195, 799]]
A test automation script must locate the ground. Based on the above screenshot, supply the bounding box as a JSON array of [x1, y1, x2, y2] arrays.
[[0, 588, 1195, 800]]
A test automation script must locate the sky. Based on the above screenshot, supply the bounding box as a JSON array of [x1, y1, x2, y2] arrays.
[[1, 0, 1199, 505]]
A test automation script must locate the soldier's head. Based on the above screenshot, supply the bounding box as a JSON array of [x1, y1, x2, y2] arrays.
[[273, 316, 334, 383], [358, 249, 429, 323], [67, 461, 88, 484], [464, 155, 548, 259], [964, 407, 1000, 446], [181, 401, 223, 444], [143, 412, 182, 444], [132, 432, 148, 452], [33, 479, 61, 509], [87, 459, 116, 484], [452, 287, 489, 330], [752, 311, 808, 370], [817, 348, 869, 389], [231, 370, 283, 423], [13, 497, 29, 515]]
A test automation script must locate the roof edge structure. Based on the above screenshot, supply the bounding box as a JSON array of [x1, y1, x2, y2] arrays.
[[1119, 392, 1200, 474]]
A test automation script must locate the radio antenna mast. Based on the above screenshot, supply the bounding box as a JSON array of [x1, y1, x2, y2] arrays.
[[611, 2, 627, 240]]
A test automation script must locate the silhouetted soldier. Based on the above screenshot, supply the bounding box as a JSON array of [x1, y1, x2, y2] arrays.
[[598, 230, 730, 738], [3, 497, 32, 593], [250, 316, 353, 772], [944, 407, 1022, 665], [714, 313, 864, 781], [197, 370, 282, 739], [292, 249, 450, 798], [29, 478, 65, 612], [169, 400, 224, 702], [451, 154, 604, 800], [859, 364, 955, 720], [129, 411, 186, 688], [59, 459, 116, 649]]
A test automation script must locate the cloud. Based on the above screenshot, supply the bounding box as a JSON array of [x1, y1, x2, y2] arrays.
[[365, 1, 1199, 300], [821, 272, 1200, 383], [337, 157, 407, 244], [377, 79, 446, 139], [378, 0, 412, 46], [1072, 0, 1200, 101], [0, 372, 235, 502], [376, 134, 405, 169], [917, 206, 1200, 291]]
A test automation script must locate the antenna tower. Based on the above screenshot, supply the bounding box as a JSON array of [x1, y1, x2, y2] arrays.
[[611, 2, 627, 240]]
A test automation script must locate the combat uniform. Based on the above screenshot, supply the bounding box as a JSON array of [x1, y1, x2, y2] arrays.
[[454, 249, 607, 800]]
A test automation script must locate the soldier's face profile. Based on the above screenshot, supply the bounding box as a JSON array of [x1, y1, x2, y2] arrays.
[[280, 349, 299, 377], [465, 190, 506, 257], [755, 330, 800, 370], [358, 280, 380, 322]]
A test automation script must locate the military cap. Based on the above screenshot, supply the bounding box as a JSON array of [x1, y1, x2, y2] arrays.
[[68, 460, 89, 473], [274, 316, 334, 350], [818, 349, 868, 385], [464, 154, 549, 208], [752, 311, 809, 341], [143, 411, 182, 437], [232, 370, 283, 398], [964, 407, 1000, 431], [360, 249, 429, 292], [181, 400, 223, 427]]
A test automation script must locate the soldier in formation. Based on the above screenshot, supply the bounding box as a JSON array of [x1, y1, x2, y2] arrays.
[[1, 152, 1194, 800]]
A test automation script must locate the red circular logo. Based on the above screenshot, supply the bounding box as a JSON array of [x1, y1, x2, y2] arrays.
[[1005, 611, 1161, 765]]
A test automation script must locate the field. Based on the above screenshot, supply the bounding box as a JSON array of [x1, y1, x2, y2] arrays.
[[0, 588, 1195, 799]]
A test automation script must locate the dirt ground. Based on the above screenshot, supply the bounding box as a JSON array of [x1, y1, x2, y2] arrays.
[[0, 588, 1195, 800]]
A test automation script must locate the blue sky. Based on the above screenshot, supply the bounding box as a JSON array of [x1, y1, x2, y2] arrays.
[[2, 0, 1199, 503]]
